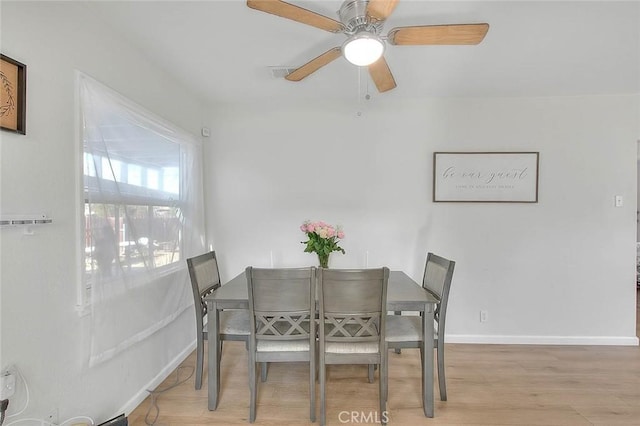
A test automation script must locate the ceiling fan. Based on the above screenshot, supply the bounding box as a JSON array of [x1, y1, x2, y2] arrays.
[[247, 0, 489, 93]]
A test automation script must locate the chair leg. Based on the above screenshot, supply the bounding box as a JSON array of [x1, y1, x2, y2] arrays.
[[393, 311, 402, 354], [380, 356, 388, 425], [195, 332, 204, 390], [383, 345, 389, 402], [249, 356, 257, 423], [310, 355, 316, 422], [437, 339, 447, 401], [320, 357, 326, 426], [261, 362, 268, 382], [368, 364, 375, 383], [419, 346, 424, 402], [216, 339, 225, 393]]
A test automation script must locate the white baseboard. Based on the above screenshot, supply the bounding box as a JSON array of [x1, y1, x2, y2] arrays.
[[117, 340, 196, 417], [446, 334, 639, 346]]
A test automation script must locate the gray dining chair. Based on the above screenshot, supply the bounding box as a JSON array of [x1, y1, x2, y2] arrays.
[[246, 266, 317, 423], [385, 252, 455, 401], [186, 251, 250, 390], [318, 267, 389, 426]]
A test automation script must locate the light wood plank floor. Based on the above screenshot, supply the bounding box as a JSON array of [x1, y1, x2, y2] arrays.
[[129, 290, 640, 425]]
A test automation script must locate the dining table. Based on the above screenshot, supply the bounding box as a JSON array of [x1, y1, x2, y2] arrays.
[[204, 269, 439, 418]]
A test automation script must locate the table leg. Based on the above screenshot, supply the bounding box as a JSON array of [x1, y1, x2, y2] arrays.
[[422, 304, 434, 418], [208, 301, 220, 410]]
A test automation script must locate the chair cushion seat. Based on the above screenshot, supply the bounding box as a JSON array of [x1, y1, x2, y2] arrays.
[[325, 341, 379, 354], [385, 315, 438, 343], [257, 339, 310, 352], [220, 310, 250, 335]]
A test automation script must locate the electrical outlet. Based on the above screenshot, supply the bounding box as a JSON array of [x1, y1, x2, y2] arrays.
[[480, 310, 488, 323], [0, 371, 16, 399], [44, 407, 59, 425]]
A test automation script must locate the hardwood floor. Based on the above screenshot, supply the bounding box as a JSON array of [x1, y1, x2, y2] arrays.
[[129, 291, 640, 425]]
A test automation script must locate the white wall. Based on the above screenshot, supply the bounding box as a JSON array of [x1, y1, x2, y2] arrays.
[[1, 2, 205, 423], [205, 95, 640, 345], [1, 0, 638, 422], [637, 157, 640, 242]]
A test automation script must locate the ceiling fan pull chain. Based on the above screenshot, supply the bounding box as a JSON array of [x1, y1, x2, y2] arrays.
[[358, 66, 362, 102], [356, 66, 363, 116]]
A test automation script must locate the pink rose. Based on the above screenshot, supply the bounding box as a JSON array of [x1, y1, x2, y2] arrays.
[[307, 224, 315, 233], [337, 231, 345, 239], [327, 228, 335, 238], [300, 224, 307, 232]]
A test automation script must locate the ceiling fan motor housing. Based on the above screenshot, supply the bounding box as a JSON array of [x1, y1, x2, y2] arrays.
[[338, 0, 384, 35]]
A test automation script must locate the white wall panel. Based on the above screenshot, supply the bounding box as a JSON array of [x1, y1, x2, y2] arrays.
[[205, 95, 639, 345], [0, 2, 205, 422]]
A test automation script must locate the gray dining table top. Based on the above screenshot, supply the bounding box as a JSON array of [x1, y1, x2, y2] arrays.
[[205, 270, 438, 311]]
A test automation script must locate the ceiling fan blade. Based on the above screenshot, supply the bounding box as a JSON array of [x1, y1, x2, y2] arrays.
[[366, 0, 399, 21], [388, 23, 490, 45], [285, 47, 342, 82], [368, 56, 397, 93], [247, 0, 343, 33]]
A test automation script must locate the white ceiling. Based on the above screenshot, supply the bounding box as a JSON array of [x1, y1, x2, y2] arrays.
[[82, 0, 640, 106]]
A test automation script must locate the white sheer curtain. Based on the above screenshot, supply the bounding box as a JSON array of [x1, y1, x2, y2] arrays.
[[79, 75, 206, 366]]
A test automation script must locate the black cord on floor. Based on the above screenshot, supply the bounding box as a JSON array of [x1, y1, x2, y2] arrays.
[[144, 365, 194, 426]]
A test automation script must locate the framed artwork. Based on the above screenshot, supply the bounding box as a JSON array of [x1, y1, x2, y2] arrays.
[[0, 54, 26, 134], [433, 152, 539, 203]]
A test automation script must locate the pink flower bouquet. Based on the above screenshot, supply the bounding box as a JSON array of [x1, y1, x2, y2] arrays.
[[300, 220, 345, 268]]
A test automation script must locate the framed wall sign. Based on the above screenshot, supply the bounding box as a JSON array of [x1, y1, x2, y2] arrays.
[[0, 54, 26, 134], [433, 152, 539, 203]]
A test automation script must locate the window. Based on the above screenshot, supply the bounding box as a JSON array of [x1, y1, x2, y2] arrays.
[[81, 83, 195, 282], [83, 147, 182, 278], [79, 74, 205, 365]]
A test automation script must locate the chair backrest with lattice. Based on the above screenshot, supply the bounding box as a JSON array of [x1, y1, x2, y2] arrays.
[[246, 267, 316, 343], [318, 268, 389, 345]]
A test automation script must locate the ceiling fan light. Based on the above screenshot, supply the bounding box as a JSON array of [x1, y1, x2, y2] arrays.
[[343, 32, 385, 66]]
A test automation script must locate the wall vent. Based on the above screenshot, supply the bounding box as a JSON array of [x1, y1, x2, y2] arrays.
[[268, 66, 296, 79]]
